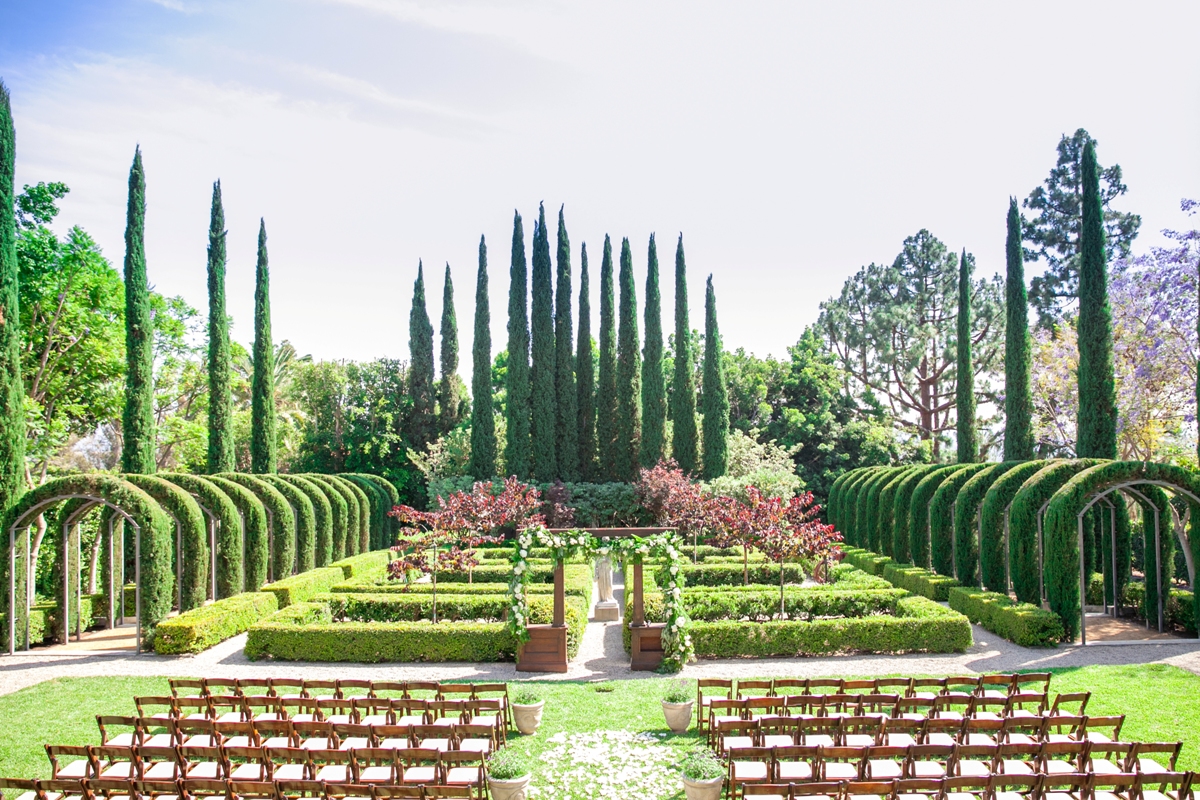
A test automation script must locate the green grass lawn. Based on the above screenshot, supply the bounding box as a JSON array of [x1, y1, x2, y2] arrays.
[[0, 665, 1196, 797]]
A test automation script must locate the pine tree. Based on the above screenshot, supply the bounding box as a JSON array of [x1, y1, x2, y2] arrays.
[[1004, 198, 1035, 461], [438, 263, 460, 435], [250, 218, 276, 473], [956, 249, 977, 463], [407, 261, 436, 451], [576, 241, 597, 481], [1076, 140, 1118, 459], [596, 236, 619, 481], [670, 234, 698, 474], [554, 206, 578, 480], [615, 237, 641, 481], [0, 82, 27, 502], [469, 235, 496, 479], [529, 203, 556, 480], [505, 211, 531, 478], [640, 234, 666, 467], [206, 181, 235, 474], [701, 275, 729, 479]]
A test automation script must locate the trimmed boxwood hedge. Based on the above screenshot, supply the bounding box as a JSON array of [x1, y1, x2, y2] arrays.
[[124, 475, 209, 612], [876, 468, 921, 559], [650, 587, 908, 622], [890, 466, 942, 564], [842, 467, 888, 545], [304, 475, 350, 561], [154, 591, 280, 654], [978, 460, 1052, 593], [907, 465, 968, 570], [208, 476, 270, 592], [330, 550, 392, 578], [261, 475, 317, 574], [278, 475, 334, 567], [947, 586, 1064, 647], [324, 591, 510, 622], [333, 581, 554, 596], [160, 473, 243, 599], [219, 473, 296, 583], [839, 546, 894, 577], [882, 562, 961, 602], [929, 464, 990, 577], [662, 562, 806, 587], [260, 566, 345, 607], [953, 462, 1019, 587]]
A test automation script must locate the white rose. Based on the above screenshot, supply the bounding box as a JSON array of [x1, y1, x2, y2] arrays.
[[519, 549, 527, 558]]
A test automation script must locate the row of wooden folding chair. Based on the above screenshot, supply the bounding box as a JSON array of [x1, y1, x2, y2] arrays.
[[704, 693, 1060, 726], [0, 777, 477, 800], [169, 679, 509, 708]]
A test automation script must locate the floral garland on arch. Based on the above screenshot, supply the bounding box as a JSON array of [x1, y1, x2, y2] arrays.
[[506, 526, 695, 672]]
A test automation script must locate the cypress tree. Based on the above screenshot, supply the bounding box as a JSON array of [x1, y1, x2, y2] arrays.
[[469, 235, 496, 479], [596, 236, 619, 481], [407, 261, 436, 451], [576, 242, 596, 480], [1004, 198, 1035, 461], [1076, 140, 1118, 459], [640, 234, 666, 467], [956, 249, 977, 463], [529, 203, 556, 480], [438, 263, 460, 435], [554, 206, 578, 480], [670, 234, 698, 474], [250, 218, 276, 474], [615, 237, 641, 480], [504, 211, 531, 478], [701, 275, 729, 479], [206, 181, 235, 474], [0, 82, 26, 503]]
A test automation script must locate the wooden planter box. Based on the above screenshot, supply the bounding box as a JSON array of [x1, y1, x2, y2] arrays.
[[630, 623, 665, 671], [516, 624, 568, 673]]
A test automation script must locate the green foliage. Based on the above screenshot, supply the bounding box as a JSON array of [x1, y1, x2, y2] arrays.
[[615, 237, 641, 481], [120, 147, 153, 475], [407, 262, 436, 451], [250, 218, 277, 474], [329, 550, 392, 579], [875, 467, 919, 558], [206, 181, 235, 475], [670, 235, 699, 474], [640, 234, 666, 467], [704, 429, 803, 503], [123, 475, 208, 611], [929, 464, 989, 576], [554, 207, 578, 480], [860, 467, 902, 553], [277, 475, 333, 567], [330, 474, 370, 555], [978, 460, 1052, 592], [701, 275, 729, 479], [1076, 140, 1118, 459], [836, 467, 886, 545], [881, 561, 960, 602], [153, 590, 278, 655], [953, 462, 1018, 586], [341, 473, 393, 550], [576, 242, 597, 480], [679, 751, 724, 782], [207, 475, 269, 591], [505, 211, 531, 479], [889, 466, 942, 562], [640, 585, 908, 622], [218, 473, 295, 581], [159, 472, 242, 598], [438, 264, 462, 436], [1004, 199, 1035, 460], [948, 586, 1064, 647], [529, 204, 556, 480], [259, 566, 345, 607], [838, 546, 895, 577], [305, 474, 349, 560], [907, 466, 967, 567], [596, 235, 618, 481], [665, 562, 807, 587], [956, 249, 978, 463], [470, 236, 496, 479], [261, 474, 316, 573]]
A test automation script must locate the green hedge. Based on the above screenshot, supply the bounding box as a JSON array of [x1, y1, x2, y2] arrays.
[[208, 476, 271, 592], [862, 468, 903, 552], [877, 468, 920, 559], [154, 591, 280, 655], [659, 587, 908, 622], [260, 566, 346, 607], [953, 463, 1019, 587], [890, 467, 940, 563], [324, 591, 509, 622], [331, 550, 391, 579], [124, 474, 209, 612], [839, 546, 894, 577], [947, 586, 1064, 647], [220, 473, 296, 583], [665, 562, 807, 587], [334, 476, 371, 556], [304, 475, 349, 561], [1123, 582, 1196, 633], [160, 473, 243, 599], [341, 474, 390, 550], [978, 460, 1053, 593], [929, 464, 990, 577], [906, 466, 967, 569], [278, 475, 334, 567], [261, 475, 317, 574], [882, 562, 961, 602]]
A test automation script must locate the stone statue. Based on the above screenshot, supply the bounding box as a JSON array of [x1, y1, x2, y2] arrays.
[[596, 556, 614, 602]]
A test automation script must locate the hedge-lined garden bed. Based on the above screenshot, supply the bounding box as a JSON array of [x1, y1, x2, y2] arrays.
[[947, 586, 1064, 647]]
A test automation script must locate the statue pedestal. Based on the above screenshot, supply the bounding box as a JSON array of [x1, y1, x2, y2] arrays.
[[593, 600, 620, 622]]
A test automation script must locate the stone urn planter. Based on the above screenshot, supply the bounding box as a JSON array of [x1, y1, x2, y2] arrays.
[[487, 774, 533, 800], [681, 775, 724, 800], [661, 699, 694, 733], [511, 700, 545, 735]]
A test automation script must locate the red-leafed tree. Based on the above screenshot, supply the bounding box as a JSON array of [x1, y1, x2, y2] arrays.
[[635, 461, 731, 561]]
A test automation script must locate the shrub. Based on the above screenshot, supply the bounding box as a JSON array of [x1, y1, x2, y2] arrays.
[[861, 468, 903, 553], [929, 464, 990, 578], [261, 475, 318, 574], [662, 680, 691, 703], [890, 467, 942, 563], [840, 467, 888, 545], [948, 586, 1064, 647], [876, 468, 921, 559], [977, 460, 1052, 593], [324, 592, 510, 623], [679, 751, 724, 782], [260, 567, 345, 607], [665, 562, 807, 587], [839, 546, 894, 577], [882, 562, 961, 602], [953, 463, 1019, 586], [331, 550, 391, 579], [511, 688, 541, 705], [218, 473, 296, 585], [906, 465, 969, 570], [154, 592, 280, 655], [487, 748, 531, 780]]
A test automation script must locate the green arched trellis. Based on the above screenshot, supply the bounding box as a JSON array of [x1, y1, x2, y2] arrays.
[[260, 475, 316, 573], [833, 467, 886, 545], [218, 474, 296, 583], [952, 462, 1020, 586], [304, 475, 350, 561], [160, 473, 242, 599], [334, 476, 371, 555], [889, 465, 945, 563], [207, 476, 270, 591], [906, 465, 969, 570], [977, 460, 1053, 593], [929, 464, 990, 577], [858, 468, 905, 551], [342, 473, 399, 550], [277, 475, 333, 568], [124, 475, 209, 612], [876, 467, 923, 559]]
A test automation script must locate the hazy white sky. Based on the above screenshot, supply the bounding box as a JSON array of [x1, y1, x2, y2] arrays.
[[4, 0, 1198, 368]]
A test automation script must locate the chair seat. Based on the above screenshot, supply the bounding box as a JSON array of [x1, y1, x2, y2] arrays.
[[217, 713, 244, 723], [957, 761, 991, 778], [315, 765, 350, 782], [106, 735, 136, 747], [302, 738, 335, 750], [223, 737, 253, 749], [446, 767, 483, 785], [402, 767, 437, 784], [1044, 762, 1078, 775], [182, 735, 217, 748], [56, 762, 90, 778], [722, 736, 755, 752], [337, 738, 370, 751], [432, 719, 457, 727], [1000, 761, 1035, 775], [946, 792, 984, 800], [762, 735, 793, 748], [732, 762, 769, 780], [910, 763, 946, 778], [395, 716, 424, 727], [378, 738, 408, 750], [964, 733, 996, 744], [325, 715, 353, 725], [143, 763, 179, 780], [185, 763, 222, 780], [358, 767, 394, 783], [360, 715, 389, 726], [996, 792, 1029, 800], [469, 715, 498, 727], [1044, 792, 1082, 800], [824, 764, 859, 780], [230, 764, 269, 780], [845, 735, 877, 747], [289, 715, 317, 723], [1137, 759, 1168, 775], [100, 764, 135, 779], [263, 737, 293, 749], [459, 739, 491, 754], [1006, 734, 1037, 745], [273, 765, 308, 781], [414, 738, 450, 752], [867, 761, 903, 779], [1085, 734, 1112, 743], [145, 735, 175, 748], [886, 735, 917, 747], [802, 735, 835, 747], [1089, 760, 1123, 775], [776, 762, 814, 781], [926, 734, 957, 746]]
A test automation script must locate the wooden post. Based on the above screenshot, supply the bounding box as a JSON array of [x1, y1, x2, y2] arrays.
[[552, 558, 565, 628], [632, 561, 645, 627]]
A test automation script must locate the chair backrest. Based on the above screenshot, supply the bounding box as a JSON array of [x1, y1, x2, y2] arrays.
[[791, 781, 844, 799], [281, 698, 321, 720], [207, 696, 245, 722], [135, 745, 182, 779], [352, 698, 393, 722], [1132, 741, 1182, 772], [1039, 739, 1090, 769], [1004, 692, 1048, 717], [254, 719, 296, 746], [1012, 673, 1051, 695], [236, 679, 272, 698], [746, 697, 787, 718], [797, 718, 840, 744], [337, 680, 374, 699], [822, 694, 863, 717], [804, 679, 844, 695], [204, 679, 241, 697], [741, 785, 794, 798], [738, 679, 774, 698], [303, 681, 339, 700], [273, 779, 325, 800], [864, 744, 909, 764], [214, 721, 258, 746], [243, 696, 283, 719], [97, 716, 142, 746], [402, 682, 439, 699], [1048, 692, 1090, 717], [844, 780, 897, 799], [226, 780, 278, 800], [393, 747, 440, 768], [1040, 715, 1084, 740], [364, 787, 423, 800], [179, 745, 228, 778], [842, 680, 878, 695], [45, 745, 94, 779], [422, 788, 473, 799], [317, 699, 357, 721], [910, 678, 946, 696], [428, 700, 468, 723], [436, 683, 474, 700], [135, 697, 177, 719], [270, 679, 306, 698], [858, 695, 900, 718], [977, 674, 1015, 694], [171, 679, 207, 698], [728, 745, 774, 764], [293, 720, 337, 745], [410, 724, 452, 747], [772, 678, 806, 696], [786, 695, 825, 717], [351, 747, 398, 770], [1136, 771, 1193, 800], [0, 778, 41, 800], [1081, 715, 1124, 741], [875, 678, 915, 697], [943, 676, 981, 694], [470, 684, 509, 706], [894, 697, 935, 719], [370, 682, 407, 700], [175, 697, 212, 720], [223, 745, 269, 774], [718, 719, 761, 748], [839, 717, 883, 744]]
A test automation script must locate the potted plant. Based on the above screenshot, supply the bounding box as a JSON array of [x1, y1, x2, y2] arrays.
[[487, 747, 532, 800], [510, 687, 545, 735], [661, 679, 694, 733], [678, 750, 724, 800]]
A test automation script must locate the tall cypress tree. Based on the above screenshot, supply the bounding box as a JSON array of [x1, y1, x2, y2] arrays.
[[206, 181, 235, 474], [1076, 140, 1118, 459], [407, 261, 436, 451], [529, 203, 556, 480], [250, 218, 276, 474], [1004, 198, 1035, 461], [553, 207, 578, 480], [0, 82, 27, 502], [670, 234, 698, 474], [640, 234, 666, 467], [956, 249, 977, 463], [701, 275, 729, 479], [596, 236, 619, 481], [505, 212, 531, 478], [615, 237, 641, 481], [438, 263, 460, 435], [576, 242, 596, 480], [469, 235, 496, 479]]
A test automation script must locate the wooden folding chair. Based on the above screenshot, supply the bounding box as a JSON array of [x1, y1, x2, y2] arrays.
[[994, 741, 1041, 776], [903, 744, 954, 779], [746, 697, 788, 724], [470, 684, 511, 731], [292, 721, 337, 751], [1087, 741, 1134, 776], [715, 719, 759, 755], [401, 682, 439, 701], [859, 695, 900, 720], [46, 746, 94, 780], [353, 700, 393, 728], [224, 745, 271, 782], [988, 772, 1042, 800], [791, 781, 843, 800], [943, 677, 981, 697], [391, 701, 430, 731], [1047, 693, 1090, 718], [234, 680, 272, 700], [1040, 716, 1084, 744], [961, 717, 1004, 746], [1079, 716, 1124, 743], [435, 684, 474, 702], [772, 678, 807, 697], [0, 777, 41, 800], [894, 698, 935, 723], [1004, 693, 1048, 720], [135, 698, 178, 724], [317, 700, 356, 726], [876, 678, 915, 698], [819, 745, 865, 781], [453, 725, 496, 756], [1001, 717, 1043, 746], [1136, 771, 1194, 800], [822, 695, 864, 719], [170, 680, 207, 699], [270, 679, 306, 700], [98, 717, 145, 748], [773, 745, 820, 783], [351, 749, 400, 784], [932, 695, 970, 722], [950, 743, 996, 778], [370, 683, 407, 701], [967, 696, 1007, 722], [264, 746, 311, 781], [337, 681, 375, 701], [409, 725, 453, 753], [941, 775, 989, 800], [426, 702, 467, 730], [1090, 770, 1139, 800], [741, 785, 791, 800], [862, 745, 908, 780], [785, 695, 824, 720], [369, 726, 413, 751], [394, 748, 441, 787], [759, 717, 798, 749], [213, 722, 257, 750], [175, 720, 221, 749], [1039, 741, 1090, 776], [844, 779, 897, 800], [738, 679, 775, 700], [330, 723, 371, 751], [920, 717, 964, 747], [87, 777, 138, 800], [33, 779, 92, 800], [302, 681, 339, 701], [1129, 742, 1182, 775], [244, 698, 284, 723], [253, 720, 296, 750], [204, 680, 240, 698], [843, 680, 879, 696], [698, 678, 735, 733], [1039, 772, 1089, 800], [882, 717, 921, 748], [1011, 674, 1051, 696], [207, 697, 245, 725], [839, 717, 883, 748], [461, 700, 504, 745], [977, 675, 1016, 700], [708, 700, 747, 747], [892, 777, 944, 800], [177, 745, 227, 781], [273, 780, 325, 800], [440, 750, 486, 798], [308, 748, 354, 784], [727, 745, 773, 798], [910, 679, 946, 701], [134, 745, 183, 781], [131, 778, 183, 800], [87, 746, 137, 781], [804, 679, 844, 696], [280, 699, 321, 724], [796, 718, 838, 748], [225, 781, 277, 800]]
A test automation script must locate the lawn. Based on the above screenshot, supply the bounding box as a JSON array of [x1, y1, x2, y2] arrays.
[[0, 665, 1196, 799]]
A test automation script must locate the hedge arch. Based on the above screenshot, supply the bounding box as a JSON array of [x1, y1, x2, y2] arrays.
[[343, 473, 398, 549], [827, 471, 857, 531], [260, 475, 316, 573], [206, 476, 270, 591], [1133, 485, 1173, 625], [1044, 461, 1200, 641], [303, 475, 349, 561], [332, 476, 371, 555], [929, 464, 990, 577], [218, 474, 296, 582], [953, 462, 1020, 587], [312, 475, 362, 557], [859, 468, 904, 551], [2, 475, 172, 652], [278, 475, 333, 567], [906, 465, 968, 570], [1006, 460, 1105, 604], [977, 460, 1053, 593], [890, 466, 945, 563], [160, 473, 242, 600], [124, 475, 208, 612], [836, 467, 886, 544], [876, 467, 923, 558]]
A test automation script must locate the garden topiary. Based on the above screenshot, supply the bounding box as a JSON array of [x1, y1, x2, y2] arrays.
[[978, 460, 1052, 593], [890, 466, 944, 564], [906, 465, 968, 570], [838, 467, 886, 546], [303, 475, 350, 561], [207, 475, 270, 592], [219, 473, 296, 582], [928, 464, 990, 577], [876, 467, 922, 559], [952, 462, 1020, 587], [159, 473, 243, 599], [277, 475, 334, 566], [124, 474, 209, 611], [260, 475, 317, 573]]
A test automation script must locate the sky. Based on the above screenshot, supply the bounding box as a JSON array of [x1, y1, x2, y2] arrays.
[[3, 0, 1198, 369]]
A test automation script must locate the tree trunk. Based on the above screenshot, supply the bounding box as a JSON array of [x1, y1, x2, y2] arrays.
[[28, 513, 47, 599], [743, 544, 749, 585], [87, 531, 102, 595], [780, 564, 786, 618]]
